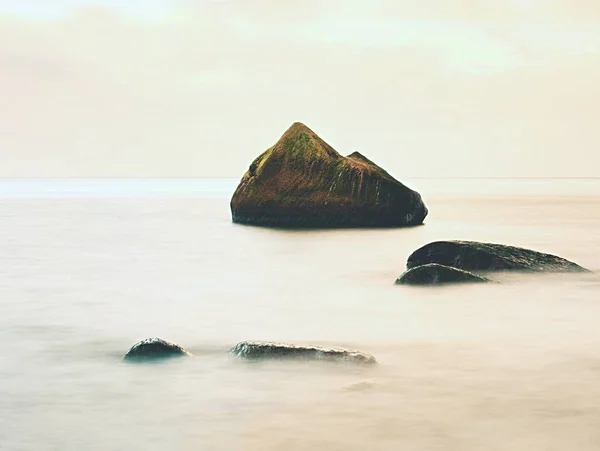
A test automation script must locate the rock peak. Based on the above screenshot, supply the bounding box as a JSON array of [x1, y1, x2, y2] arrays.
[[347, 151, 387, 173], [347, 151, 365, 158], [280, 121, 318, 139], [347, 151, 372, 163], [288, 121, 311, 132], [273, 122, 339, 159]]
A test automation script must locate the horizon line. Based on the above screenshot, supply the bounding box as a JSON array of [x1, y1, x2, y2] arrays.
[[0, 176, 598, 181]]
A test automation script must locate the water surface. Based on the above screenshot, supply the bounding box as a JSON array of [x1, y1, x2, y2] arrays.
[[1, 178, 599, 450]]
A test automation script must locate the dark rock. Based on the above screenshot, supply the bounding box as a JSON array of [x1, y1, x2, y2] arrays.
[[230, 122, 427, 228], [123, 337, 191, 362], [230, 341, 377, 364], [407, 240, 589, 272], [396, 263, 490, 285]]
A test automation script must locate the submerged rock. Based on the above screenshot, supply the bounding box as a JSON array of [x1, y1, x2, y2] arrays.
[[396, 263, 490, 285], [123, 338, 191, 362], [230, 341, 377, 364], [407, 240, 588, 273], [230, 122, 427, 228]]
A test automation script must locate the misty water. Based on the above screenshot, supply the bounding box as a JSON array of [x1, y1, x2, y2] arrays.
[[1, 178, 600, 450]]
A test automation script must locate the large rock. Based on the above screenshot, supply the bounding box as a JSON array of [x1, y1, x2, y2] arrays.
[[396, 263, 490, 285], [123, 338, 191, 362], [230, 341, 377, 364], [230, 122, 427, 228], [407, 240, 588, 272]]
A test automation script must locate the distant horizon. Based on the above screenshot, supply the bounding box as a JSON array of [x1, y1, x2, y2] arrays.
[[1, 176, 600, 180]]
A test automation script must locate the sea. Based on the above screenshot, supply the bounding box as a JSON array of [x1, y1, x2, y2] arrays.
[[1, 177, 599, 451]]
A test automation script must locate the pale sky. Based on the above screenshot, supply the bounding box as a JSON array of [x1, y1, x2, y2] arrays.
[[1, 1, 599, 177]]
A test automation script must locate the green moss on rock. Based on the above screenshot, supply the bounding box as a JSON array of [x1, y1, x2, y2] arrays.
[[231, 122, 428, 228]]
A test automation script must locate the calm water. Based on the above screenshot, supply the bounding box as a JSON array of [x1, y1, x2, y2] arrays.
[[1, 178, 600, 450]]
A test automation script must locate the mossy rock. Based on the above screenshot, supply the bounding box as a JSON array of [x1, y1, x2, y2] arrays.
[[230, 122, 427, 228]]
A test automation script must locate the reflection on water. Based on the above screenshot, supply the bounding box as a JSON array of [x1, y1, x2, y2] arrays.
[[0, 178, 599, 450]]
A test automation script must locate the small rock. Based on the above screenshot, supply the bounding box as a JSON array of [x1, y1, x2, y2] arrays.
[[230, 341, 376, 364], [396, 263, 490, 285], [123, 337, 191, 362]]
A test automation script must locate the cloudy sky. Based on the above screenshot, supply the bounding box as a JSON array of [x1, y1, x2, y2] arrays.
[[1, 1, 599, 177]]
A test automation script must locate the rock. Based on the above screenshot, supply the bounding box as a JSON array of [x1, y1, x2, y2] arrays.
[[230, 341, 377, 364], [123, 338, 191, 362], [396, 263, 490, 285], [407, 240, 589, 273], [230, 122, 427, 228]]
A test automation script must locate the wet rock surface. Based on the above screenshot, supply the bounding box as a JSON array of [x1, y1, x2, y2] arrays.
[[230, 341, 377, 364], [230, 122, 427, 228], [407, 240, 588, 273], [123, 338, 191, 362], [396, 263, 491, 285]]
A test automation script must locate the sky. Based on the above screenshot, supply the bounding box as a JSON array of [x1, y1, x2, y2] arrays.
[[1, 1, 599, 178]]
